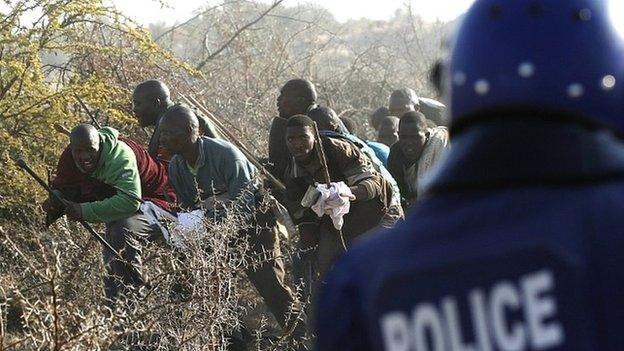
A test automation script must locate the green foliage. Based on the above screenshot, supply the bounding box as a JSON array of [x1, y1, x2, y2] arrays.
[[0, 0, 197, 216]]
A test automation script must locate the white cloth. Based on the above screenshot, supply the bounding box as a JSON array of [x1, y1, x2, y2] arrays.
[[310, 181, 355, 230], [169, 209, 207, 249], [139, 201, 208, 249]]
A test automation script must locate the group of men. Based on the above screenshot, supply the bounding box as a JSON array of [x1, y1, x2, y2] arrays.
[[44, 81, 309, 344], [42, 69, 449, 348], [44, 1, 624, 350], [38, 0, 624, 350]]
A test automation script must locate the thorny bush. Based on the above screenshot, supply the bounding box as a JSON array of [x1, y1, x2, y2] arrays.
[[1, 0, 451, 349], [0, 191, 309, 350]]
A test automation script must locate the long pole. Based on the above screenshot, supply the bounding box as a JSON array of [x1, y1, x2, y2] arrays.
[[312, 122, 347, 251], [180, 94, 286, 191], [14, 158, 123, 260], [313, 122, 331, 188], [74, 94, 102, 129]]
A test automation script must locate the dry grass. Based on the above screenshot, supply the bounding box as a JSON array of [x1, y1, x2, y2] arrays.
[[0, 195, 310, 350]]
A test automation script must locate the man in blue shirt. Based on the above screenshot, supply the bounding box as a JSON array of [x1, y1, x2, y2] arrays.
[[315, 0, 624, 350], [159, 105, 306, 341]]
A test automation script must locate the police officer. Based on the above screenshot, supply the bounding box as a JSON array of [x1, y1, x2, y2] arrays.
[[315, 1, 624, 350]]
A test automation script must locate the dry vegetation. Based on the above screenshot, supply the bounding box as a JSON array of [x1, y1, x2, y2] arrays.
[[1, 195, 308, 350], [0, 0, 450, 349]]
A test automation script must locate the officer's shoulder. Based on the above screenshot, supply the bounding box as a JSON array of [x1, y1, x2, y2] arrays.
[[587, 182, 624, 221]]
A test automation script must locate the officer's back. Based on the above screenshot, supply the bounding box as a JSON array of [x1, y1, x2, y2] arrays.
[[315, 1, 624, 350], [321, 124, 624, 350]]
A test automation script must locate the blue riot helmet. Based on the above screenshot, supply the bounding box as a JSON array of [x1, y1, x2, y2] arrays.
[[446, 0, 624, 134]]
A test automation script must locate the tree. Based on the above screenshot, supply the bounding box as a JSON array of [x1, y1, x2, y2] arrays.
[[0, 0, 198, 216]]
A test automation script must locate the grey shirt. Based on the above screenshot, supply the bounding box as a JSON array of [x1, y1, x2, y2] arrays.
[[168, 137, 256, 212]]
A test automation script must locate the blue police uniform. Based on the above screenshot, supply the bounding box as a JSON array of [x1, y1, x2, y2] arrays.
[[316, 122, 624, 350], [315, 0, 624, 350]]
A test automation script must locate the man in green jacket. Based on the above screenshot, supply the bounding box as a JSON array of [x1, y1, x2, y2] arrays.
[[132, 79, 221, 162], [44, 124, 176, 302]]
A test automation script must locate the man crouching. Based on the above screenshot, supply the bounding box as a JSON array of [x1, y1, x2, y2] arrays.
[[43, 124, 177, 303], [283, 115, 394, 284], [159, 105, 306, 339]]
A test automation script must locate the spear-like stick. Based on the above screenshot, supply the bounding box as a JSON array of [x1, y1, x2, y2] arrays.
[[312, 122, 347, 251], [180, 94, 286, 191], [14, 158, 123, 260]]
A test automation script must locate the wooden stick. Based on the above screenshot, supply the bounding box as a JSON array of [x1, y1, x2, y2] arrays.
[[312, 122, 347, 251], [180, 94, 286, 191], [14, 158, 123, 260], [74, 94, 102, 129], [313, 122, 331, 188]]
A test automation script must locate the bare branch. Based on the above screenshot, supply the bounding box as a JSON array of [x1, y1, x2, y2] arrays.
[[154, 0, 242, 42], [195, 0, 285, 70]]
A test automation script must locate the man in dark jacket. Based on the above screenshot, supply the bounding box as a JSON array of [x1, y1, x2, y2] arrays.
[[44, 124, 177, 302], [132, 79, 221, 162], [307, 106, 402, 225], [268, 79, 319, 181], [315, 1, 624, 350], [283, 115, 391, 280]]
